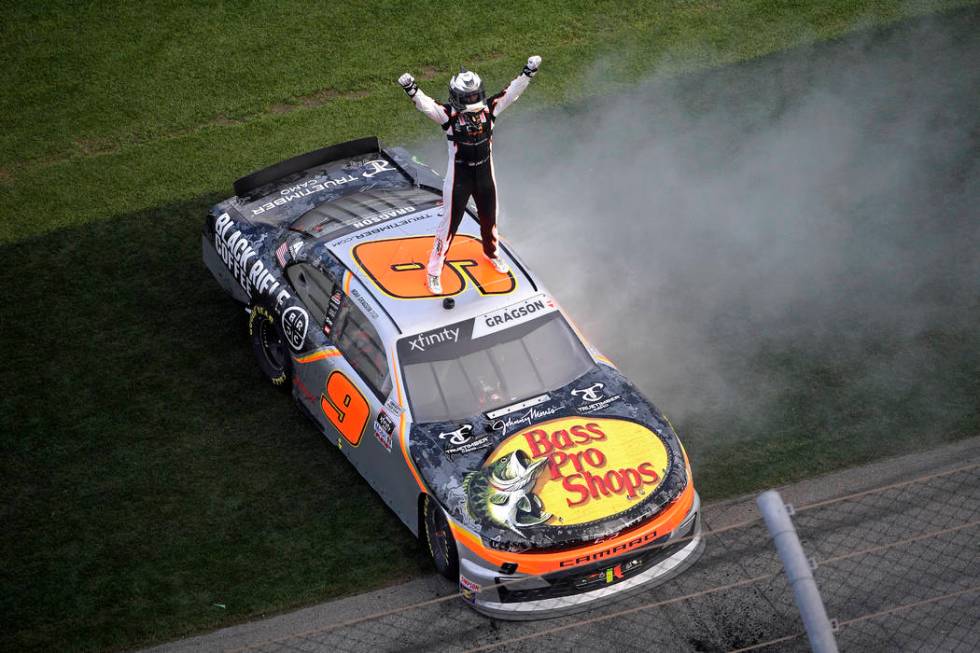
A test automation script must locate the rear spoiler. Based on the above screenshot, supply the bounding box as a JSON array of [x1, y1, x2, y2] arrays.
[[234, 136, 443, 199], [234, 136, 382, 198]]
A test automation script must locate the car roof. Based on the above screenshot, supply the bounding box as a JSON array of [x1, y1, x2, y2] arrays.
[[326, 205, 542, 338]]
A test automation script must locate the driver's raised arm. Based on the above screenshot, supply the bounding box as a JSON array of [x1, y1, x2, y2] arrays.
[[488, 55, 542, 118], [398, 73, 450, 124]]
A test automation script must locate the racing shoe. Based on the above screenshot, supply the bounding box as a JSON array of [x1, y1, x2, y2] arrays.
[[487, 256, 510, 274], [427, 274, 442, 295]]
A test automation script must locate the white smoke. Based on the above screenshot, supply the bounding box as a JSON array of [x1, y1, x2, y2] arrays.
[[418, 10, 979, 439]]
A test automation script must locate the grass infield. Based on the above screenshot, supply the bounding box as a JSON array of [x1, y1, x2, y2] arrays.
[[1, 2, 977, 651]]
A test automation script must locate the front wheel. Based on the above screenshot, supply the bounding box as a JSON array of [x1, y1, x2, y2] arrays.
[[248, 305, 291, 387], [423, 495, 460, 580]]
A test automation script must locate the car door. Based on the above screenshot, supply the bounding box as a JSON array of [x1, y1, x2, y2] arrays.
[[286, 262, 418, 521], [321, 296, 392, 451], [287, 262, 389, 442]]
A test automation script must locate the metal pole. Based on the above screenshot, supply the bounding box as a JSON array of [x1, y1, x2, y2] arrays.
[[757, 490, 839, 653]]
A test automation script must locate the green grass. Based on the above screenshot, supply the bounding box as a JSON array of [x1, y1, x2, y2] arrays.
[[0, 0, 940, 171], [684, 327, 980, 493], [1, 2, 978, 652], [1, 0, 974, 242]]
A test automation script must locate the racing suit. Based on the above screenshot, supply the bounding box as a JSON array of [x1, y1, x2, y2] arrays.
[[405, 70, 536, 277]]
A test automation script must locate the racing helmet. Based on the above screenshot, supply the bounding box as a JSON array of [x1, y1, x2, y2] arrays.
[[449, 66, 486, 112]]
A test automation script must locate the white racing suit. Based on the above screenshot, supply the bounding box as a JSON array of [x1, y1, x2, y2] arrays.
[[408, 72, 534, 277]]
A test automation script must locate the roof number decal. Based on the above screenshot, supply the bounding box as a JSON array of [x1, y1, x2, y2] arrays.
[[353, 235, 515, 299]]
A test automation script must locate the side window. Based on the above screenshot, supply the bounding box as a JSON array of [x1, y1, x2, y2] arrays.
[[334, 300, 391, 400], [286, 263, 341, 333]]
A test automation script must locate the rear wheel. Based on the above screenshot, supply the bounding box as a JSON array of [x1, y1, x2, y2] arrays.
[[248, 305, 291, 387], [423, 495, 460, 580]]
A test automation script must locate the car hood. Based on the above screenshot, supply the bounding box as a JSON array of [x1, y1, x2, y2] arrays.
[[409, 365, 690, 553]]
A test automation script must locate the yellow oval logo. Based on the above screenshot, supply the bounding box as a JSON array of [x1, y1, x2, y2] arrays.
[[467, 417, 669, 531]]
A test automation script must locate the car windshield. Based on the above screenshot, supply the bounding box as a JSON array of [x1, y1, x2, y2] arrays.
[[399, 312, 594, 423]]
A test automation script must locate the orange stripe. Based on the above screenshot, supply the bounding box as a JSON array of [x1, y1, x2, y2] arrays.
[[391, 347, 426, 493], [293, 348, 340, 364], [596, 354, 617, 368], [343, 270, 352, 295], [450, 474, 697, 575]]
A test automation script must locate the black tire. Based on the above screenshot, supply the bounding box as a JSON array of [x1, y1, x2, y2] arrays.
[[248, 305, 291, 388], [423, 495, 460, 580]]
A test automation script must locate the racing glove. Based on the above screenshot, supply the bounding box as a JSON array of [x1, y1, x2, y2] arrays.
[[523, 55, 542, 77], [398, 72, 418, 97]]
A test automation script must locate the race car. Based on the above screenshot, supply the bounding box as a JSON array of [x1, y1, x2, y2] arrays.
[[203, 136, 703, 618]]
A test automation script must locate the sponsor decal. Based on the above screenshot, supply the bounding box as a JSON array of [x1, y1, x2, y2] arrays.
[[571, 382, 622, 414], [576, 560, 643, 584], [246, 157, 401, 216], [374, 411, 396, 452], [384, 397, 403, 417], [486, 394, 551, 420], [472, 294, 557, 338], [446, 436, 492, 457], [360, 158, 395, 178], [349, 286, 380, 320], [349, 206, 415, 230], [571, 383, 604, 403], [459, 575, 480, 603], [323, 289, 343, 335], [408, 326, 460, 353], [281, 306, 309, 351], [439, 424, 491, 457], [331, 213, 431, 246], [463, 417, 669, 536], [440, 424, 474, 446], [588, 565, 624, 585], [252, 175, 358, 216], [559, 532, 665, 568], [213, 213, 292, 308], [498, 404, 562, 434]]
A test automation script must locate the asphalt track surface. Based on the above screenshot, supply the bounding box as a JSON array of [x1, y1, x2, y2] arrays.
[[145, 436, 980, 653], [145, 10, 979, 653]]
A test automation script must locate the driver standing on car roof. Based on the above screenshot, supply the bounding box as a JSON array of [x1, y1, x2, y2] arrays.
[[398, 55, 542, 295]]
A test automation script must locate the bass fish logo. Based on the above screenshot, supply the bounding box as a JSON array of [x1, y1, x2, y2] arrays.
[[464, 417, 670, 534], [463, 450, 551, 536]]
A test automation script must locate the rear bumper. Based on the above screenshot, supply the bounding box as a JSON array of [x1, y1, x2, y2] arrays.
[[202, 233, 250, 304], [459, 491, 703, 620]]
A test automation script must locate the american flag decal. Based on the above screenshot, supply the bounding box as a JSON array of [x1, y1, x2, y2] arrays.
[[275, 241, 289, 268]]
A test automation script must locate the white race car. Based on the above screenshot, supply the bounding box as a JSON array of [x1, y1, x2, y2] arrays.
[[203, 137, 703, 618]]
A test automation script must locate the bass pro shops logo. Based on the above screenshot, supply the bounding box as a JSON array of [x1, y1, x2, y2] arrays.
[[463, 417, 670, 536], [571, 383, 605, 403], [281, 306, 309, 351]]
